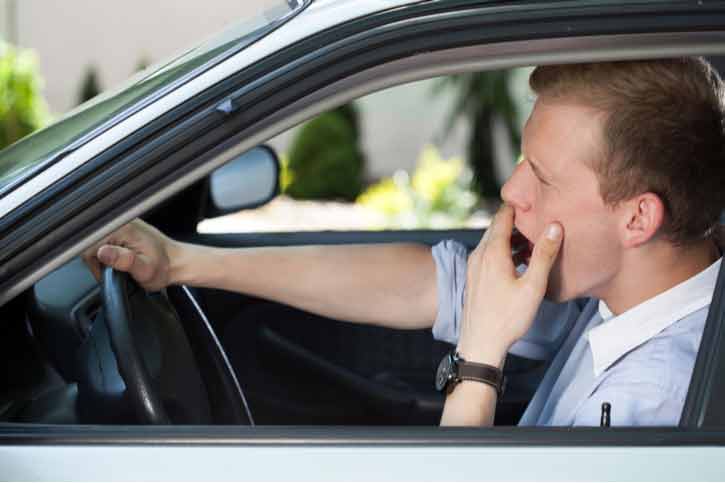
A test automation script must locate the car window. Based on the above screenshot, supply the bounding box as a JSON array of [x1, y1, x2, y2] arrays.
[[198, 69, 534, 234], [0, 0, 307, 196]]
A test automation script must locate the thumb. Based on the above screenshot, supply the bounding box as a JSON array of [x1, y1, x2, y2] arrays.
[[97, 244, 158, 288], [97, 244, 137, 274], [523, 222, 563, 289], [97, 245, 118, 266]]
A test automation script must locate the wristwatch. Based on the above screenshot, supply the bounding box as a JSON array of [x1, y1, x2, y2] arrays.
[[435, 350, 505, 397]]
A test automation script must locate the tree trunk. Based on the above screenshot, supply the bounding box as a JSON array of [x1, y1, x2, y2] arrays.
[[468, 108, 499, 200]]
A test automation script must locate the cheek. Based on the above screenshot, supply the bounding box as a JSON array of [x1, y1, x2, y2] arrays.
[[556, 219, 620, 297]]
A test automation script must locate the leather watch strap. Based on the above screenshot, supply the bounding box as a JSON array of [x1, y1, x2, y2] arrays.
[[457, 357, 505, 397]]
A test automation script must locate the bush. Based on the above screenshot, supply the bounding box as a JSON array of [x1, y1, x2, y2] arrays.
[[284, 103, 365, 201], [357, 145, 479, 229], [0, 42, 50, 150]]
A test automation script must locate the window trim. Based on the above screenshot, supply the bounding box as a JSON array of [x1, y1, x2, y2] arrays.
[[1, 424, 725, 446]]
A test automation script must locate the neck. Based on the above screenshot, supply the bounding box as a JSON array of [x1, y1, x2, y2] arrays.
[[597, 237, 720, 316]]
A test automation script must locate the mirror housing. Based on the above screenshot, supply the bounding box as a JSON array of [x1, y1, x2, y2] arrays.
[[205, 146, 280, 218]]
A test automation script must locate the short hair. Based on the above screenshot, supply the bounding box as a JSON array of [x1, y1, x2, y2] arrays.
[[530, 58, 725, 245]]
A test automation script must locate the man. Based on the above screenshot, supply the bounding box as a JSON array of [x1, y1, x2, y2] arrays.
[[85, 58, 725, 427]]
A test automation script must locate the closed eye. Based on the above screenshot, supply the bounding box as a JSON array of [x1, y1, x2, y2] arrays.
[[526, 158, 551, 186]]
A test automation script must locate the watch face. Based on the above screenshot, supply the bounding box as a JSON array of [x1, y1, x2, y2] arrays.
[[435, 353, 454, 391]]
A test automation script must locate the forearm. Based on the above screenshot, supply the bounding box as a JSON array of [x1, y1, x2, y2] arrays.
[[169, 241, 438, 329], [439, 344, 507, 427], [439, 381, 497, 426]]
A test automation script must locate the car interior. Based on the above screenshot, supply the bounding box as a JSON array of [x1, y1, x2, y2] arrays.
[[0, 149, 547, 427], [0, 108, 544, 428], [0, 227, 546, 427]]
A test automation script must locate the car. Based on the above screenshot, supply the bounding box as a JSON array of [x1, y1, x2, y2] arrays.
[[2, 0, 725, 480]]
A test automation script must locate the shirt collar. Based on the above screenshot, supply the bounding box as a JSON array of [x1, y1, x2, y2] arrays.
[[588, 256, 722, 378]]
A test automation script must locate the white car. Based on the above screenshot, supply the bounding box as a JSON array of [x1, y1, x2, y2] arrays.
[[1, 0, 725, 480]]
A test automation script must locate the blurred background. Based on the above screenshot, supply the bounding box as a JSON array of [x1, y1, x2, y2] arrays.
[[0, 0, 534, 232]]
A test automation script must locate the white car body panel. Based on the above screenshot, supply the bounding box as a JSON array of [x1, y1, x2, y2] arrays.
[[2, 444, 724, 481]]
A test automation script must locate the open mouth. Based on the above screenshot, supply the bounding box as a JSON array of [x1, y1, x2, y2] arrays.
[[512, 229, 534, 266]]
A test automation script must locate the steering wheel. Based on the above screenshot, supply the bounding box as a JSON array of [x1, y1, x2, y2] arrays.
[[100, 267, 252, 425], [102, 268, 171, 423]]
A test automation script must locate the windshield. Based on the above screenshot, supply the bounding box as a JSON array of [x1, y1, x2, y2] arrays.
[[0, 0, 307, 195]]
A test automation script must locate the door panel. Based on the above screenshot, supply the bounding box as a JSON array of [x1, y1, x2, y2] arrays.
[[4, 431, 725, 481]]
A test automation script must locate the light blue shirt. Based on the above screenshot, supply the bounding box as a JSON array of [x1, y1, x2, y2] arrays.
[[431, 239, 720, 426]]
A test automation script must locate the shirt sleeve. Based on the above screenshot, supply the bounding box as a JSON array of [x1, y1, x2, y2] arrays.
[[431, 239, 468, 345], [430, 239, 579, 360]]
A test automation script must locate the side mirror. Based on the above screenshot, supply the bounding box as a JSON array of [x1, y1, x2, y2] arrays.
[[205, 146, 280, 218]]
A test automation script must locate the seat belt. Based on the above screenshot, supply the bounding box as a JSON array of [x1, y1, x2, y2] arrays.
[[680, 244, 725, 428]]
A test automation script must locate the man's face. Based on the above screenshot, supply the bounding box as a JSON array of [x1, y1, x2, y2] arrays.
[[501, 98, 622, 302]]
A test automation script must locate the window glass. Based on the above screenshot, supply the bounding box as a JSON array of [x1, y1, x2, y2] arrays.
[[198, 69, 534, 234]]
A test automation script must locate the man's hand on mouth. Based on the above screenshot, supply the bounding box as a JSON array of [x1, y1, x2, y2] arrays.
[[457, 204, 564, 366]]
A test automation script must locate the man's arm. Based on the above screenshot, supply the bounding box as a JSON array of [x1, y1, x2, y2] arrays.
[[440, 205, 563, 426], [84, 219, 438, 330], [171, 240, 438, 329]]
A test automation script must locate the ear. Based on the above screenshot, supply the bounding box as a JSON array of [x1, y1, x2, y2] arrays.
[[619, 192, 665, 248]]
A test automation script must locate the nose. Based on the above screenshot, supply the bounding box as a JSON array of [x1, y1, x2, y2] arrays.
[[500, 162, 532, 212]]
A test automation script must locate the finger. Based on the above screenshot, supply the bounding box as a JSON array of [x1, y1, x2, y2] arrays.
[[523, 222, 563, 289], [484, 205, 516, 272], [82, 221, 142, 281], [473, 207, 516, 255], [470, 227, 490, 258], [97, 244, 133, 270], [99, 244, 159, 288], [82, 249, 102, 282], [487, 205, 515, 250], [83, 233, 116, 282]]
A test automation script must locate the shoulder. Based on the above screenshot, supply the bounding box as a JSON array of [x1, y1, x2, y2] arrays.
[[606, 304, 707, 389]]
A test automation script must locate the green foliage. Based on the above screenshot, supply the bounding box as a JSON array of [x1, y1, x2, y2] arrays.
[[78, 65, 102, 105], [284, 103, 365, 201], [278, 153, 293, 192], [434, 70, 521, 200], [0, 42, 50, 150], [357, 145, 478, 229]]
